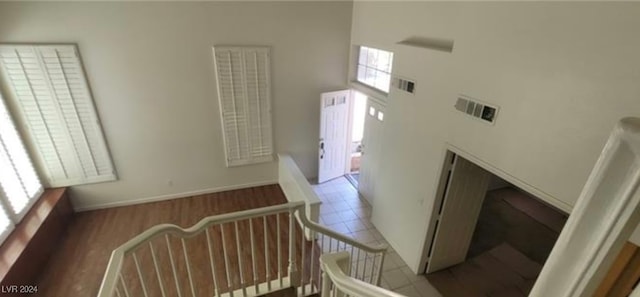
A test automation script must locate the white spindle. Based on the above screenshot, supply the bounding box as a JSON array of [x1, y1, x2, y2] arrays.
[[221, 224, 234, 297], [165, 235, 183, 297], [234, 221, 247, 297], [132, 252, 149, 297], [277, 213, 282, 287], [309, 233, 316, 292], [181, 238, 197, 297], [263, 216, 271, 291], [148, 242, 167, 297], [249, 218, 259, 293], [301, 225, 307, 296], [363, 254, 369, 282], [354, 249, 361, 278], [205, 229, 221, 297], [321, 271, 331, 297], [376, 253, 385, 285], [288, 210, 297, 286], [118, 273, 131, 297]]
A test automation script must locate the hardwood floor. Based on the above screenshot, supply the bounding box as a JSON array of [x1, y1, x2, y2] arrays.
[[35, 185, 318, 297]]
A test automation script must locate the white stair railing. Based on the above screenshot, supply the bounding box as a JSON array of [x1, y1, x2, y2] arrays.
[[320, 252, 404, 297], [97, 201, 387, 297]]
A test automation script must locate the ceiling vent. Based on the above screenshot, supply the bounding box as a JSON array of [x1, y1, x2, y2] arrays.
[[455, 95, 499, 124], [391, 76, 416, 94]]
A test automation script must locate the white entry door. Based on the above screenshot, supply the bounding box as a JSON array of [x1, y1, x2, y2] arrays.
[[318, 90, 351, 183], [426, 155, 492, 273], [358, 99, 386, 205]]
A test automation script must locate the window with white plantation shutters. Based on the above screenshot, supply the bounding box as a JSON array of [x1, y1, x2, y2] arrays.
[[0, 93, 43, 242], [213, 46, 274, 167], [0, 44, 116, 187]]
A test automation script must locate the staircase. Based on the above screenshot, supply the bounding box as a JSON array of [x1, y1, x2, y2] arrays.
[[97, 155, 400, 297]]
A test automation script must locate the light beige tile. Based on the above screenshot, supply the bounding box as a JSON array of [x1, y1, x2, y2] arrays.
[[320, 213, 342, 225], [394, 284, 422, 297], [383, 268, 411, 289], [344, 219, 369, 233], [388, 251, 408, 267]]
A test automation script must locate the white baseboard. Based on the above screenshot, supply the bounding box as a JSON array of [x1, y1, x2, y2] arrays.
[[75, 179, 278, 212]]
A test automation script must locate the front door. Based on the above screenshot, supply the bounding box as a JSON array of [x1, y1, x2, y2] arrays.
[[318, 90, 351, 183]]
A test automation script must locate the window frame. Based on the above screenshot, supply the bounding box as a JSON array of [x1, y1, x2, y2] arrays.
[[355, 45, 394, 95]]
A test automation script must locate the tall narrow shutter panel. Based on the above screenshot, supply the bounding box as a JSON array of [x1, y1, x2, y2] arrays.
[[213, 46, 273, 167], [0, 45, 116, 187], [0, 94, 42, 217]]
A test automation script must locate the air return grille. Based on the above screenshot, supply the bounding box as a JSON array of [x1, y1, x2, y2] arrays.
[[455, 96, 499, 124], [391, 77, 416, 94]]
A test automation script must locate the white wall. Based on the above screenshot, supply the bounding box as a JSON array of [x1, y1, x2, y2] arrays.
[[0, 2, 352, 210], [350, 2, 640, 272]]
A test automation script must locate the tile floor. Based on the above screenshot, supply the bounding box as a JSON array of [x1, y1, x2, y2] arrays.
[[312, 176, 442, 297]]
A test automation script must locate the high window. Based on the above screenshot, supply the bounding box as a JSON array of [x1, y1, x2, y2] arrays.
[[356, 46, 394, 93], [0, 94, 42, 241], [0, 44, 116, 187]]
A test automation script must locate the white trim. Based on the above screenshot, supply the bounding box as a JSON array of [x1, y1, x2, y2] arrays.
[[75, 179, 278, 212], [417, 142, 573, 274], [445, 143, 572, 213], [531, 117, 640, 297]]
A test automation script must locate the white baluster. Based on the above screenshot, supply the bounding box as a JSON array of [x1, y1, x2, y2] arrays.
[[263, 216, 271, 291], [321, 270, 331, 297], [148, 242, 167, 297], [249, 218, 259, 294], [165, 235, 183, 297], [132, 252, 149, 297], [328, 238, 334, 253], [288, 210, 298, 287], [118, 273, 131, 297], [205, 229, 220, 297], [181, 238, 197, 297], [221, 224, 234, 297], [301, 225, 307, 296], [234, 221, 247, 297], [362, 253, 369, 282], [309, 231, 316, 293], [354, 249, 361, 278], [376, 253, 384, 285], [277, 213, 282, 287]]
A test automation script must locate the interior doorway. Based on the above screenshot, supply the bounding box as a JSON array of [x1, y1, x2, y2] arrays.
[[424, 151, 568, 296]]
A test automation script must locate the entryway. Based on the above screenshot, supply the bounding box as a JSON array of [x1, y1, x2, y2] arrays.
[[423, 151, 568, 296], [318, 90, 385, 206]]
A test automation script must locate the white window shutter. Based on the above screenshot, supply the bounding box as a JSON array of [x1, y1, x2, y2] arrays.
[[213, 46, 274, 167], [0, 44, 116, 187], [0, 94, 42, 220]]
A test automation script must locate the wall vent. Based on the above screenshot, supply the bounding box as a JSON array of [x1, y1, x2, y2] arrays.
[[391, 77, 416, 94], [454, 95, 499, 124]]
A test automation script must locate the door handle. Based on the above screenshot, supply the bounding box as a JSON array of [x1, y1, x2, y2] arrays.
[[320, 141, 325, 159]]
